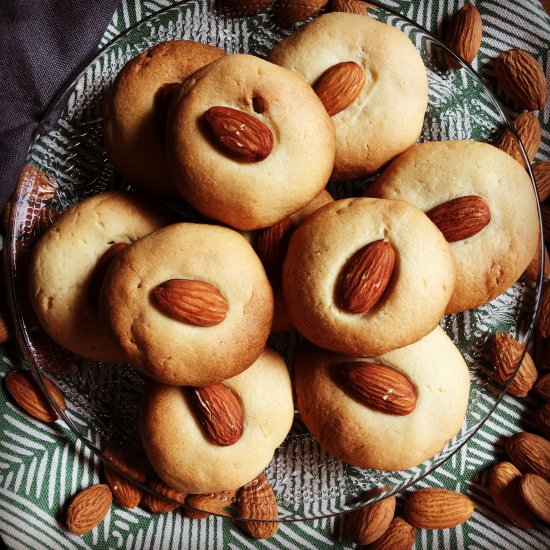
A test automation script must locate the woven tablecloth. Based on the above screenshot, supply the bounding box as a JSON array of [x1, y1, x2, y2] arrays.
[[1, 0, 550, 548]]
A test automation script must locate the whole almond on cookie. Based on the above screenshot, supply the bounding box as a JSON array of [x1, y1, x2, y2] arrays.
[[236, 473, 278, 539], [404, 488, 474, 529], [65, 484, 113, 535], [314, 61, 365, 116], [495, 112, 541, 167], [488, 461, 538, 528], [365, 516, 417, 550], [337, 240, 395, 313], [519, 473, 550, 524], [445, 2, 482, 68], [4, 370, 66, 423], [532, 161, 550, 203], [189, 383, 244, 446], [345, 495, 396, 544], [427, 195, 491, 242], [506, 432, 550, 482], [276, 0, 329, 26], [494, 49, 548, 111]]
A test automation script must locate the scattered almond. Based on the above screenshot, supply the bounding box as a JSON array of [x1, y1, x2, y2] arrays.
[[488, 461, 538, 528], [204, 106, 273, 162], [403, 487, 474, 529], [276, 0, 329, 26], [337, 240, 395, 314], [189, 383, 244, 446], [519, 473, 550, 525], [535, 404, 550, 439], [88, 242, 128, 310], [338, 362, 416, 415], [4, 370, 66, 423], [506, 432, 550, 482], [65, 484, 113, 535], [427, 195, 491, 242], [332, 0, 371, 15], [236, 473, 278, 539], [495, 112, 541, 168], [365, 516, 417, 550], [313, 61, 365, 116], [445, 3, 483, 69], [185, 489, 238, 519], [345, 495, 396, 545], [141, 475, 187, 514], [494, 49, 548, 111], [537, 281, 550, 338], [534, 373, 550, 401], [532, 161, 550, 203], [152, 279, 228, 327]]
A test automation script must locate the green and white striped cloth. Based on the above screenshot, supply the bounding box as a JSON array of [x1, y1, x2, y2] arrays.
[[1, 0, 549, 548]]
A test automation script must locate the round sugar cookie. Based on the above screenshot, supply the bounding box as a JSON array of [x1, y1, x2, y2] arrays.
[[100, 222, 274, 386], [139, 347, 294, 494], [268, 12, 428, 181], [282, 197, 456, 357], [103, 39, 225, 199], [294, 326, 470, 470], [166, 53, 336, 230], [366, 140, 539, 313], [28, 191, 175, 362]]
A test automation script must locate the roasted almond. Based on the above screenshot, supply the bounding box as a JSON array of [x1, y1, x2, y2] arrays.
[[365, 516, 417, 550], [102, 444, 146, 509], [403, 487, 474, 529], [255, 216, 294, 285], [534, 373, 550, 401], [337, 240, 395, 314], [519, 473, 550, 524], [185, 489, 238, 519], [276, 0, 329, 26], [141, 475, 187, 514], [532, 161, 550, 203], [152, 278, 228, 327], [345, 495, 396, 544], [204, 106, 273, 162], [495, 112, 541, 168], [445, 2, 483, 68], [236, 474, 278, 539], [4, 370, 66, 423], [488, 461, 538, 528], [524, 233, 550, 283], [332, 0, 371, 15], [88, 242, 128, 310], [535, 403, 550, 439], [189, 383, 244, 446], [506, 432, 550, 482], [537, 281, 550, 338], [66, 484, 113, 535], [313, 61, 366, 117], [338, 362, 416, 415], [427, 195, 491, 242], [494, 49, 548, 111]]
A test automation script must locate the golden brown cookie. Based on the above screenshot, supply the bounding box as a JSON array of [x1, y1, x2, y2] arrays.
[[100, 222, 274, 386], [166, 54, 336, 230], [294, 327, 470, 470], [139, 347, 294, 494], [282, 197, 455, 357], [366, 140, 539, 313], [268, 12, 428, 181], [103, 40, 225, 199]]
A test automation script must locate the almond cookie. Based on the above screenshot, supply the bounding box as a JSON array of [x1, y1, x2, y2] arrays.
[[294, 327, 470, 470], [268, 12, 428, 181], [139, 347, 293, 494], [366, 140, 539, 313], [103, 40, 225, 199], [282, 197, 456, 357], [29, 191, 174, 362], [100, 222, 273, 386], [166, 54, 336, 230]]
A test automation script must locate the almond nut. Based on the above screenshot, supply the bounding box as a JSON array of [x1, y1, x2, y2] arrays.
[[332, 0, 371, 15], [403, 488, 474, 529], [236, 473, 278, 539], [426, 195, 491, 242], [506, 432, 550, 482], [488, 461, 538, 528], [445, 2, 483, 68], [276, 0, 329, 26], [535, 403, 550, 439], [152, 278, 228, 327], [337, 240, 395, 314], [88, 242, 128, 310], [365, 516, 417, 550], [532, 161, 550, 203], [189, 383, 244, 446], [534, 373, 550, 401], [4, 370, 66, 423], [338, 362, 416, 415], [65, 484, 113, 535], [185, 489, 238, 519], [313, 61, 366, 117], [537, 281, 550, 338], [141, 475, 187, 514], [519, 473, 550, 524], [495, 112, 541, 168], [495, 49, 548, 111], [204, 106, 273, 162], [345, 496, 396, 545]]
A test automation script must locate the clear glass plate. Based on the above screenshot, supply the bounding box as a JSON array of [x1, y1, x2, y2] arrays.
[[6, 0, 544, 522]]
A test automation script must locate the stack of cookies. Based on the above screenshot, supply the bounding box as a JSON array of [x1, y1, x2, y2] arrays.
[[28, 11, 539, 499]]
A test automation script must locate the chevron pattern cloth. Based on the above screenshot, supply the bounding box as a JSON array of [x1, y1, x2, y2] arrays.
[[1, 0, 550, 548]]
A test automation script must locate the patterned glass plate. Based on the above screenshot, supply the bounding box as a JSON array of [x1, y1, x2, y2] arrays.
[[6, 0, 544, 522]]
